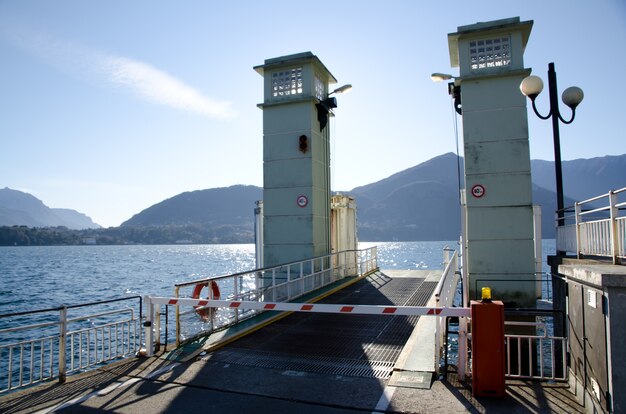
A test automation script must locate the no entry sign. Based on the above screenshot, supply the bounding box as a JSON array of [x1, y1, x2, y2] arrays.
[[471, 184, 486, 198], [296, 195, 308, 207]]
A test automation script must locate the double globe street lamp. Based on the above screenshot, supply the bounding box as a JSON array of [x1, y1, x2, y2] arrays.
[[520, 63, 584, 226]]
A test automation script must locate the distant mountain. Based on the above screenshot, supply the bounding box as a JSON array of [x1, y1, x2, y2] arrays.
[[52, 208, 101, 230], [347, 153, 573, 240], [119, 156, 462, 241], [122, 185, 263, 228], [3, 153, 622, 243], [349, 153, 462, 241], [119, 153, 624, 241], [531, 155, 626, 202], [0, 188, 100, 230]]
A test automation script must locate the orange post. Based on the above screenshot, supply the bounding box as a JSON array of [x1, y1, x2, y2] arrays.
[[471, 297, 505, 398]]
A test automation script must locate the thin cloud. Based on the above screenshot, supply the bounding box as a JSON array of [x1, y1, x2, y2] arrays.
[[101, 56, 234, 118], [2, 24, 235, 119]]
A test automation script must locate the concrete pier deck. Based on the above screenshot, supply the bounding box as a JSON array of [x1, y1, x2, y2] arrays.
[[0, 270, 585, 413]]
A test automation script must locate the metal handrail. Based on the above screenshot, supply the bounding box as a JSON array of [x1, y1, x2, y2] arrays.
[[0, 296, 142, 394], [434, 248, 460, 377], [457, 316, 568, 382], [504, 320, 567, 381], [166, 247, 378, 347], [578, 189, 626, 206], [434, 248, 459, 304], [556, 187, 626, 264], [173, 248, 372, 288]]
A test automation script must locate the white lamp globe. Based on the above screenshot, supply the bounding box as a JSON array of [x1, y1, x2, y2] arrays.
[[520, 75, 544, 98], [562, 86, 584, 109]]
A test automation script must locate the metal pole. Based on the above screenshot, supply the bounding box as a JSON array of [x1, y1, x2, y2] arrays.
[[609, 191, 619, 264], [174, 286, 181, 347], [143, 295, 154, 357], [58, 306, 67, 383], [547, 63, 565, 227]]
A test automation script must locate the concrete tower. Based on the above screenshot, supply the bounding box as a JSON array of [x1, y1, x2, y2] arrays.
[[448, 18, 539, 307], [254, 52, 337, 268]]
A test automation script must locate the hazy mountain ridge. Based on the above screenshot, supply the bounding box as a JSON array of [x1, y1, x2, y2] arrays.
[[350, 153, 462, 240], [531, 155, 626, 201], [121, 185, 263, 227], [0, 188, 101, 229], [119, 152, 623, 241], [2, 153, 624, 243]]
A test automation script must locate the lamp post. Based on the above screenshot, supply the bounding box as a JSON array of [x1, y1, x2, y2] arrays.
[[316, 84, 352, 131], [329, 84, 352, 96], [315, 83, 351, 256], [431, 73, 462, 115], [520, 63, 584, 226]]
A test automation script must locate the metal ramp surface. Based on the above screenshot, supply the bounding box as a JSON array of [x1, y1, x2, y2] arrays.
[[204, 272, 437, 379]]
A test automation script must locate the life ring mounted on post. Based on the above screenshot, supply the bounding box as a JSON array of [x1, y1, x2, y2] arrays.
[[192, 280, 221, 321]]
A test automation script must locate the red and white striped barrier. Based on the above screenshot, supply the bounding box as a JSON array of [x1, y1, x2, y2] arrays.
[[148, 296, 471, 317], [142, 296, 470, 356]]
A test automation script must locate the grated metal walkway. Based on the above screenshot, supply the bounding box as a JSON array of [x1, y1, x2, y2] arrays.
[[203, 272, 437, 378]]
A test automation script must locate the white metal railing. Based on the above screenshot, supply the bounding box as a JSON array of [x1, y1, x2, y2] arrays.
[[0, 297, 141, 394], [434, 248, 460, 371], [66, 308, 138, 374], [459, 320, 568, 381], [556, 187, 626, 264], [435, 248, 460, 309], [504, 321, 567, 381], [168, 247, 378, 346]]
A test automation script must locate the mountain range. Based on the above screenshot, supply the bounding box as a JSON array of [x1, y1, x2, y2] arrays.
[[0, 188, 100, 230], [531, 155, 626, 202], [2, 153, 624, 241]]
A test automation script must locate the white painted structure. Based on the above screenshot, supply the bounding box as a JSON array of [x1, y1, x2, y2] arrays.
[[254, 52, 337, 269], [331, 195, 358, 276], [448, 18, 539, 306]]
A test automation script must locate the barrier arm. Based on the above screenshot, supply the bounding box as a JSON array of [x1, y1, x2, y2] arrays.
[[147, 296, 471, 318]]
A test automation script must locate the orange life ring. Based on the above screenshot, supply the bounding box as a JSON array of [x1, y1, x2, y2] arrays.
[[192, 281, 221, 321]]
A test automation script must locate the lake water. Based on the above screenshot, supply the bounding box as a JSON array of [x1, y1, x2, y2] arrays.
[[0, 240, 557, 390], [0, 240, 556, 315]]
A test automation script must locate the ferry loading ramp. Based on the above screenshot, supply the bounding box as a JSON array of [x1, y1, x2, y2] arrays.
[[0, 270, 584, 413]]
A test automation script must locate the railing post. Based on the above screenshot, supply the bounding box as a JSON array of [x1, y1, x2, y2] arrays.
[[174, 286, 181, 347], [58, 306, 67, 383], [272, 269, 276, 302], [143, 295, 154, 357], [434, 291, 441, 372], [287, 266, 291, 300], [458, 316, 468, 380], [609, 190, 619, 265], [155, 309, 161, 352], [362, 249, 367, 273], [575, 202, 582, 259], [209, 281, 216, 330], [234, 276, 239, 323], [374, 246, 378, 269], [443, 247, 452, 267]]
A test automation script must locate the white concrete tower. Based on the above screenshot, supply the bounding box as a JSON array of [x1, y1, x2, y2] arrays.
[[448, 18, 539, 307], [254, 52, 338, 268]]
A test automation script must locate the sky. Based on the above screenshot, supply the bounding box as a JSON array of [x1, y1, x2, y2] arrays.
[[1, 1, 625, 227]]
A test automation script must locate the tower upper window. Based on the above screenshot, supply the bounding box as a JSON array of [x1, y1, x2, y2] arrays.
[[272, 67, 303, 97], [314, 74, 325, 100], [470, 36, 511, 70]]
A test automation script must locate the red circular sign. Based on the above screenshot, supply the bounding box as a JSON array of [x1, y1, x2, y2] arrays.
[[471, 184, 486, 198], [296, 195, 308, 207]]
